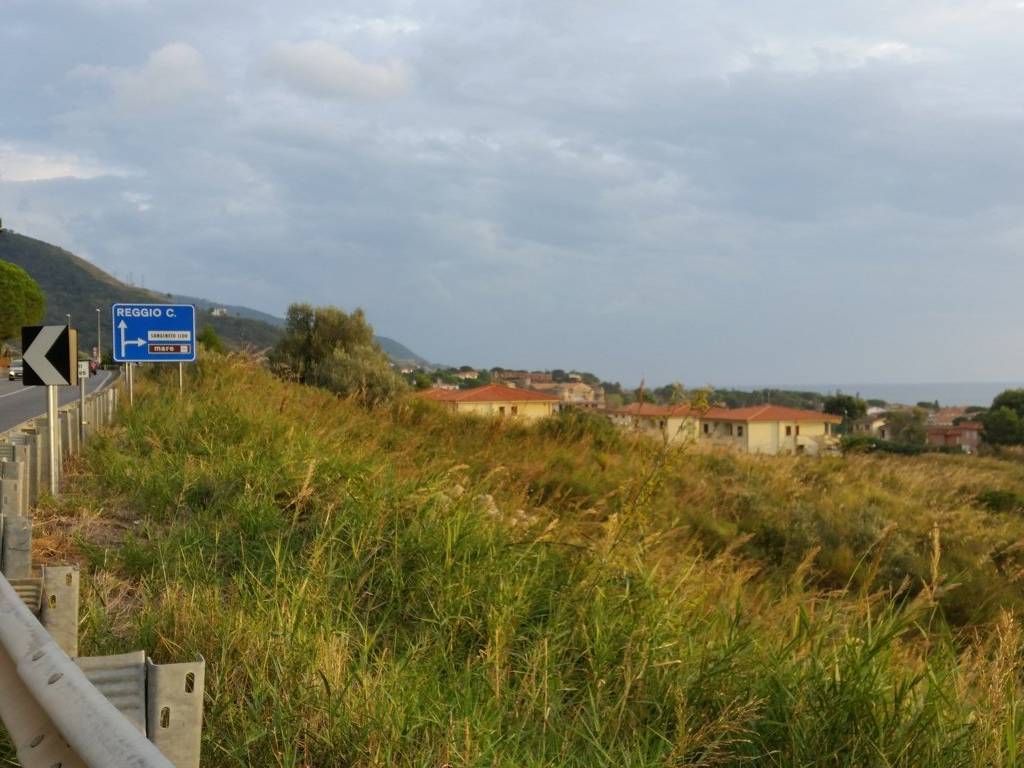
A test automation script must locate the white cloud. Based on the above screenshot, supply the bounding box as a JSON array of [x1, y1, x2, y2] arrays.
[[122, 190, 152, 212], [71, 43, 212, 112], [334, 15, 421, 39], [731, 37, 937, 75], [0, 143, 127, 182], [262, 40, 410, 100]]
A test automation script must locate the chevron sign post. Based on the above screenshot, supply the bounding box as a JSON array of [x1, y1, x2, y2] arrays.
[[20, 325, 78, 495]]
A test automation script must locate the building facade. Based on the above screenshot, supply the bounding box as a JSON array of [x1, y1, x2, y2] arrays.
[[606, 403, 841, 455], [416, 383, 560, 422]]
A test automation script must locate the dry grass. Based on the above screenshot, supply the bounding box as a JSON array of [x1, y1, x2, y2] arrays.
[[17, 355, 1024, 767]]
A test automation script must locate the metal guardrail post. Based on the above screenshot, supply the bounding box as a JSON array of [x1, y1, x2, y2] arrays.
[[40, 564, 79, 658], [1, 514, 31, 579], [12, 432, 41, 507], [148, 656, 206, 768], [0, 457, 25, 518]]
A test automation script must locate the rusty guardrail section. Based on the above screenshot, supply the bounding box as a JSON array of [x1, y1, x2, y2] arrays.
[[0, 372, 205, 767]]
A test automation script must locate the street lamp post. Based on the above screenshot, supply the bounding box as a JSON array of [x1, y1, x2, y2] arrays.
[[95, 308, 101, 364]]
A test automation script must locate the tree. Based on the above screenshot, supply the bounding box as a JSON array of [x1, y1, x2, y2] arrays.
[[197, 324, 225, 354], [0, 261, 45, 341], [982, 407, 1023, 446], [824, 394, 867, 423], [885, 408, 927, 447], [992, 389, 1024, 419], [270, 303, 406, 405]]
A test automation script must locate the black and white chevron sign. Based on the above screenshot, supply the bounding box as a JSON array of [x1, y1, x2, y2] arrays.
[[20, 325, 79, 387]]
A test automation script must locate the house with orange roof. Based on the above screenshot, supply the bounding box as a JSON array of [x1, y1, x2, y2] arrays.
[[926, 421, 982, 452], [415, 383, 560, 422], [698, 405, 841, 455], [605, 402, 702, 444], [605, 402, 841, 455]]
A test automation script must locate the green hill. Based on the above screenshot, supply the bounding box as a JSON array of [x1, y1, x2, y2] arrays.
[[0, 230, 280, 353], [0, 229, 429, 363]]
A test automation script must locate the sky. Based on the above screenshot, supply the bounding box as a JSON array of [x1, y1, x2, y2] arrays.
[[1, 0, 1023, 387]]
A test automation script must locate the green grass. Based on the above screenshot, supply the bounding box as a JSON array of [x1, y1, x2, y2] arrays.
[[13, 356, 1024, 766]]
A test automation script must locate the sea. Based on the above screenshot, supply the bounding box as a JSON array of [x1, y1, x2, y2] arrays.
[[742, 382, 1024, 408]]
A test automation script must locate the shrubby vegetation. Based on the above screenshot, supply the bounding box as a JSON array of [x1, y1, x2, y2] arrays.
[[270, 303, 406, 405], [982, 390, 1024, 446], [22, 356, 1024, 766]]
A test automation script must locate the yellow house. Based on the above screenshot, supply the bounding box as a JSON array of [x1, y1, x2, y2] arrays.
[[606, 403, 841, 455], [416, 383, 559, 422], [605, 402, 701, 444], [698, 405, 841, 455]]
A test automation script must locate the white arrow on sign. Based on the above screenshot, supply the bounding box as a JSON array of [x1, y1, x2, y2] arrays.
[[118, 320, 146, 356], [24, 325, 67, 385]]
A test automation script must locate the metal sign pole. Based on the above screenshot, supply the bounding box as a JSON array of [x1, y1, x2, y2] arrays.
[[178, 361, 184, 392], [128, 363, 134, 405], [79, 369, 86, 442], [47, 384, 59, 496]]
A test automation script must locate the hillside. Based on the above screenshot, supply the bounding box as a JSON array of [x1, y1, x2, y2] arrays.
[[171, 293, 432, 364], [0, 230, 281, 352], [24, 355, 1024, 765], [0, 229, 429, 363]]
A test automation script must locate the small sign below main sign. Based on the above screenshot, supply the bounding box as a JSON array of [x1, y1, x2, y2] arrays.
[[112, 303, 197, 363], [22, 325, 78, 386]]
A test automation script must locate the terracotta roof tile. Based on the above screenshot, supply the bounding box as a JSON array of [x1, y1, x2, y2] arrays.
[[699, 405, 842, 424], [415, 383, 560, 404]]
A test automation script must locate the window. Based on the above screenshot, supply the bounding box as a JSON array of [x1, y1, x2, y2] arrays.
[[703, 423, 710, 435], [511, 405, 519, 416], [796, 425, 801, 436], [737, 425, 744, 437], [659, 419, 667, 430], [785, 425, 792, 436], [727, 424, 734, 436], [498, 406, 506, 416]]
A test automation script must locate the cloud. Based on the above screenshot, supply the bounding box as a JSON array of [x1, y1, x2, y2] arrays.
[[262, 40, 410, 100], [71, 43, 212, 112], [5, 1, 1024, 385], [730, 38, 937, 75], [0, 143, 128, 182]]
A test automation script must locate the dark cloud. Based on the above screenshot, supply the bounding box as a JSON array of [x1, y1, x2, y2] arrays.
[[2, 0, 1023, 384]]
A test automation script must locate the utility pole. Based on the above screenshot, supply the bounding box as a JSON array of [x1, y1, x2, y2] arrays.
[[96, 307, 101, 364]]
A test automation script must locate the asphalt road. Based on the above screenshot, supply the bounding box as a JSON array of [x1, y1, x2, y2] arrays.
[[0, 369, 116, 433]]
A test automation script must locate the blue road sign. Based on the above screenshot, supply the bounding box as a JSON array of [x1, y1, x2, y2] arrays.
[[112, 303, 196, 363]]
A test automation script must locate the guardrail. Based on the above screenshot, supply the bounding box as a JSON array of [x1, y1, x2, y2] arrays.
[[0, 374, 205, 767]]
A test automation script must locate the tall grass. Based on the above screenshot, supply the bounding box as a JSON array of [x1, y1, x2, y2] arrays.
[[17, 356, 1024, 766]]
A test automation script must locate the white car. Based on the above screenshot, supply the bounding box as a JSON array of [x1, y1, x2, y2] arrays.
[[8, 359, 24, 380]]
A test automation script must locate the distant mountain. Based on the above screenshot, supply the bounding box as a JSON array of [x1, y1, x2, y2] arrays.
[[170, 294, 286, 328], [0, 229, 429, 364], [375, 336, 430, 365], [169, 294, 431, 363]]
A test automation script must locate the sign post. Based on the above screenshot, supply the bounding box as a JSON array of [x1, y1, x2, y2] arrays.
[[21, 325, 78, 496], [112, 304, 196, 402], [79, 361, 90, 441]]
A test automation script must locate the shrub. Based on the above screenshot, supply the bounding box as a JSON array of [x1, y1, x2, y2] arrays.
[[977, 488, 1024, 513]]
